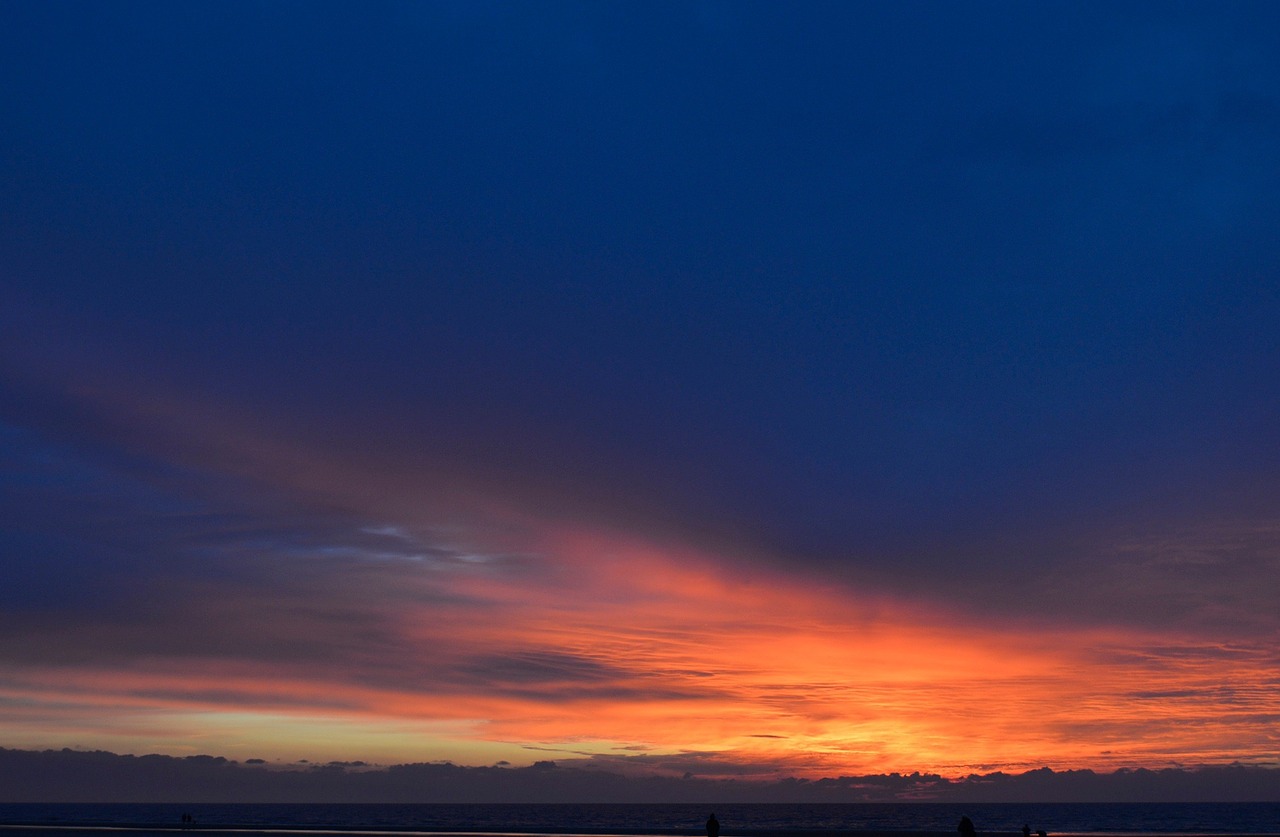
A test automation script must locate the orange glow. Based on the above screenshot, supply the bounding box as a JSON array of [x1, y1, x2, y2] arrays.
[[5, 516, 1277, 776], [2, 385, 1275, 778]]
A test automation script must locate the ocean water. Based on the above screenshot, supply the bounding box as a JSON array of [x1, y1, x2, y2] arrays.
[[1, 804, 1279, 835]]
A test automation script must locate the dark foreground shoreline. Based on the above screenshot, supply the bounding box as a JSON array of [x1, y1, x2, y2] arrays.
[[6, 804, 1280, 837], [4, 828, 1279, 837]]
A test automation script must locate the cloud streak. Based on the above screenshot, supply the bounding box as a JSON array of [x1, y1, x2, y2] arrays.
[[3, 374, 1279, 775]]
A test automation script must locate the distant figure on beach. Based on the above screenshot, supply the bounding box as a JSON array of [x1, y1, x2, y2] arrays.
[[707, 813, 720, 837], [1023, 825, 1031, 837], [958, 816, 976, 837]]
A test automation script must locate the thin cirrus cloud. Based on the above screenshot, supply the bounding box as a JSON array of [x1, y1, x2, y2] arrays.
[[2, 375, 1279, 775]]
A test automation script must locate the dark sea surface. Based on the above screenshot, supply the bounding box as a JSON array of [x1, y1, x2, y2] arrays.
[[1, 804, 1279, 836]]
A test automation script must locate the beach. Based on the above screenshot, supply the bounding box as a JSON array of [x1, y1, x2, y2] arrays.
[[2, 804, 1278, 837]]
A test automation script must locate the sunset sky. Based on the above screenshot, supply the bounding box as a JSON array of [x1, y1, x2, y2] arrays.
[[2, 1, 1280, 782]]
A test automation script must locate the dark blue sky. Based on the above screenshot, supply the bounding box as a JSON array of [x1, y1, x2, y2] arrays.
[[3, 1, 1280, 775], [6, 0, 1280, 609]]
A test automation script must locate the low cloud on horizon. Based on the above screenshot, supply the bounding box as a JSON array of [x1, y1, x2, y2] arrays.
[[3, 746, 1280, 804]]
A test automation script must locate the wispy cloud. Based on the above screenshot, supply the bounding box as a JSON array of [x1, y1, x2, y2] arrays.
[[3, 370, 1280, 774]]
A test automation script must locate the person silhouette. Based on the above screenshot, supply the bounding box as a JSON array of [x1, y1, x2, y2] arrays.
[[958, 817, 976, 837], [1023, 826, 1031, 837], [707, 814, 720, 837]]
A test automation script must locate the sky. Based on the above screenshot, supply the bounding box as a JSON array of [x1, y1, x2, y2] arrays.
[[2, 0, 1280, 788]]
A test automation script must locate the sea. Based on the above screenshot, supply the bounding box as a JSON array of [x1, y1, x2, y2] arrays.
[[1, 804, 1279, 836]]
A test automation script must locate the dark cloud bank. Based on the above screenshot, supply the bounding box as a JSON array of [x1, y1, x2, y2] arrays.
[[3, 749, 1279, 803]]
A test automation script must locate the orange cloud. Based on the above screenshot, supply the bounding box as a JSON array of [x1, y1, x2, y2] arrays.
[[4, 513, 1279, 774], [4, 373, 1278, 777]]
